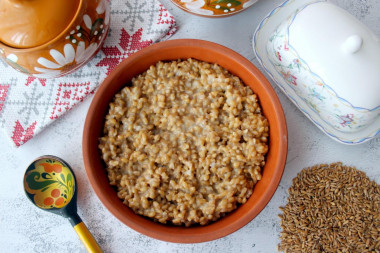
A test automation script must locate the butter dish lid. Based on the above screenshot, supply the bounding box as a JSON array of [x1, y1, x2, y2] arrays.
[[289, 2, 380, 110], [253, 0, 380, 144], [0, 0, 81, 48]]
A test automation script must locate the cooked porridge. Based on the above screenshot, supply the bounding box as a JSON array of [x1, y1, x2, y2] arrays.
[[99, 59, 269, 226]]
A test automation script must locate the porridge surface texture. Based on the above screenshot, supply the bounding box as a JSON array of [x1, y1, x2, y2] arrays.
[[99, 59, 269, 226]]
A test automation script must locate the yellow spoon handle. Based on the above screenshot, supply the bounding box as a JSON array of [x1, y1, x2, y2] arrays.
[[73, 222, 103, 253]]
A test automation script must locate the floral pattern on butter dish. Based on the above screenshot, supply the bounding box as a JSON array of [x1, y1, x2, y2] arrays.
[[280, 70, 297, 86], [337, 114, 356, 128], [267, 12, 380, 133]]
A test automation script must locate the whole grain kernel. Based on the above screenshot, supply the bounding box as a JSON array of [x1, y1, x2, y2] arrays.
[[278, 163, 380, 252]]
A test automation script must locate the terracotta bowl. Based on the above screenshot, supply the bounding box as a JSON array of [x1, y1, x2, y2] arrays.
[[0, 0, 110, 78], [170, 0, 259, 17], [82, 39, 287, 243]]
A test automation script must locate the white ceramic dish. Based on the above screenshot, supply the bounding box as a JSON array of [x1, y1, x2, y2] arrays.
[[253, 0, 380, 144]]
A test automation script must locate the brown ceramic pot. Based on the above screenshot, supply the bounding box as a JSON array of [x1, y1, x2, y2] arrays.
[[0, 0, 110, 78], [82, 39, 288, 243]]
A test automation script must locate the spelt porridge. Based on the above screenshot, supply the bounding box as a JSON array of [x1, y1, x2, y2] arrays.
[[99, 59, 269, 226]]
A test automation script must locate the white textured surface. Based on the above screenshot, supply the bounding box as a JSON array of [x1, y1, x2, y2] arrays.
[[0, 0, 379, 252]]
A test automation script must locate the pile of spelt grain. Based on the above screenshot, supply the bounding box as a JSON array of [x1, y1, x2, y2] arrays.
[[278, 163, 380, 253]]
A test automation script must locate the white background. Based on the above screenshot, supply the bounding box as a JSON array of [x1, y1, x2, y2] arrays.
[[1, 0, 379, 252]]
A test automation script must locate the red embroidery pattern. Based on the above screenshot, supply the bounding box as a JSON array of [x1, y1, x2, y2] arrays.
[[50, 82, 91, 119], [0, 84, 9, 113], [11, 120, 37, 147], [96, 28, 153, 74], [25, 77, 47, 87], [158, 4, 176, 36]]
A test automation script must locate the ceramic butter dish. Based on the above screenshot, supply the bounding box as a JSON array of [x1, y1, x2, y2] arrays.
[[253, 0, 380, 144]]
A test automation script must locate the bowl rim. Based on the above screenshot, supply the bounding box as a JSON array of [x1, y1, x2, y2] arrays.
[[82, 39, 288, 243]]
